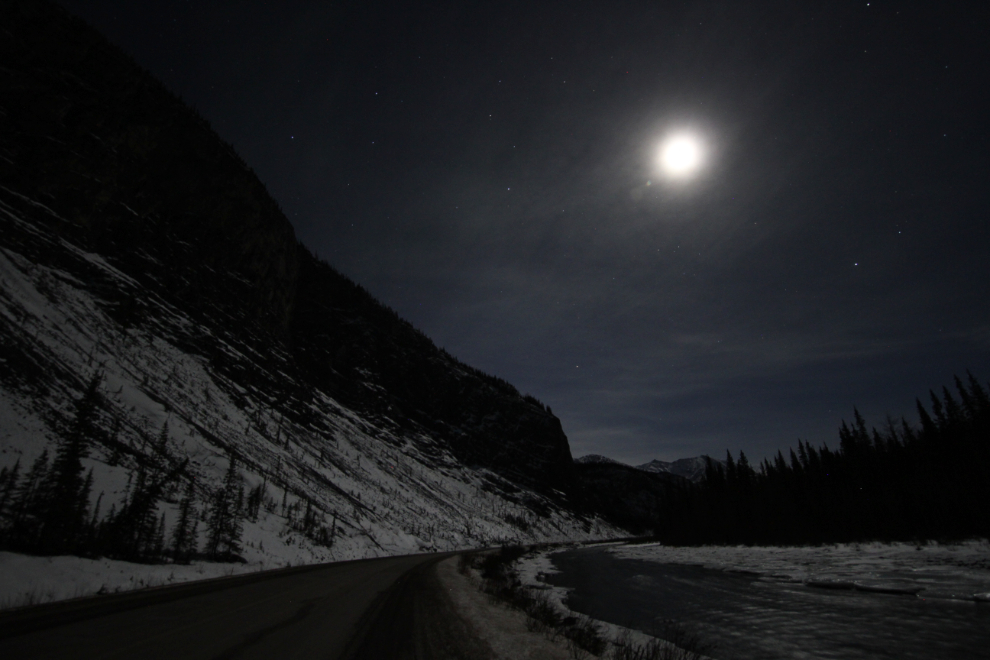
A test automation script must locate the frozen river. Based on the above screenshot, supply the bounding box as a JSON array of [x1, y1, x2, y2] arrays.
[[538, 542, 990, 659]]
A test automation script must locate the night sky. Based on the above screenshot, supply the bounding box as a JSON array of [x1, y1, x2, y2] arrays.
[[57, 1, 990, 464]]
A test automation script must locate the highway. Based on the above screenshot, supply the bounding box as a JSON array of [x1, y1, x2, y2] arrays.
[[0, 551, 492, 659]]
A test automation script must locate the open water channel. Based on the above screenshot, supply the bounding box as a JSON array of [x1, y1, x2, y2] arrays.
[[544, 546, 990, 659]]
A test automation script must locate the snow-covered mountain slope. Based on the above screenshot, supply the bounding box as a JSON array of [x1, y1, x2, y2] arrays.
[[0, 0, 621, 575], [637, 457, 717, 483], [574, 454, 624, 466], [0, 195, 614, 563]]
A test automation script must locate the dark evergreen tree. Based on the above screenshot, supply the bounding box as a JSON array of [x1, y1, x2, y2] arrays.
[[171, 479, 199, 563], [207, 453, 243, 561], [245, 483, 265, 522], [6, 449, 51, 547], [155, 420, 171, 460], [99, 460, 188, 562], [86, 490, 103, 549], [0, 459, 20, 526], [37, 373, 102, 554], [107, 416, 123, 466], [153, 512, 167, 560]]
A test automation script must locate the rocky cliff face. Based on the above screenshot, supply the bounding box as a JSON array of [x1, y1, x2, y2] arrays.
[[0, 0, 575, 497], [1, 0, 300, 338], [0, 0, 603, 564], [289, 250, 576, 496]]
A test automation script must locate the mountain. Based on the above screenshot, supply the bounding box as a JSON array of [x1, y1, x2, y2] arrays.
[[578, 454, 718, 483], [637, 457, 718, 483], [574, 454, 708, 530], [572, 462, 687, 535], [0, 0, 620, 568], [574, 454, 624, 466]]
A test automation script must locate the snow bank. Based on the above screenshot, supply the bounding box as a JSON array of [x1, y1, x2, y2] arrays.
[[0, 551, 265, 610], [436, 557, 572, 660]]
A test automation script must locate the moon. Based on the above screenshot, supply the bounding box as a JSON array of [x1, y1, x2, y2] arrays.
[[658, 133, 703, 179]]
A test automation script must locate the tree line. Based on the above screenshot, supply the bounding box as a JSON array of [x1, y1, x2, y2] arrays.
[[0, 374, 247, 563], [657, 373, 990, 544]]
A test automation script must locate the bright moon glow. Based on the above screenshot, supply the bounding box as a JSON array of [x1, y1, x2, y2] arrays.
[[659, 134, 703, 178]]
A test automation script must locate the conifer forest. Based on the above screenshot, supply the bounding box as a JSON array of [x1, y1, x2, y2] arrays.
[[0, 372, 337, 565], [655, 373, 990, 545]]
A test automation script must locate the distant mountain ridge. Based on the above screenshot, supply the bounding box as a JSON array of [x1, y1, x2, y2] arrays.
[[573, 454, 624, 466], [576, 454, 722, 483], [637, 457, 720, 483]]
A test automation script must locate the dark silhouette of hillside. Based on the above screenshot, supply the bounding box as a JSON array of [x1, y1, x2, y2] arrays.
[[573, 462, 686, 534], [0, 0, 575, 506], [290, 252, 575, 492]]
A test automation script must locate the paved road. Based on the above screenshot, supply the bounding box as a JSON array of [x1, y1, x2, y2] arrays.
[[0, 551, 492, 660]]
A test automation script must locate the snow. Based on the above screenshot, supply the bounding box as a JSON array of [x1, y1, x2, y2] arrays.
[[0, 551, 263, 610], [574, 454, 623, 466], [608, 539, 990, 602], [636, 456, 714, 481], [436, 557, 571, 660]]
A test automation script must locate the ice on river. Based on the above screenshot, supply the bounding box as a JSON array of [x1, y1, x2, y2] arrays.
[[517, 540, 990, 660], [610, 539, 990, 602]]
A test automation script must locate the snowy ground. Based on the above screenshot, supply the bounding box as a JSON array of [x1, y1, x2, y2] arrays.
[[436, 556, 572, 660], [0, 551, 267, 610]]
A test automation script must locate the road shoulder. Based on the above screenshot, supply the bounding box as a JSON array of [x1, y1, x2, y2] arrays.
[[435, 557, 571, 660]]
